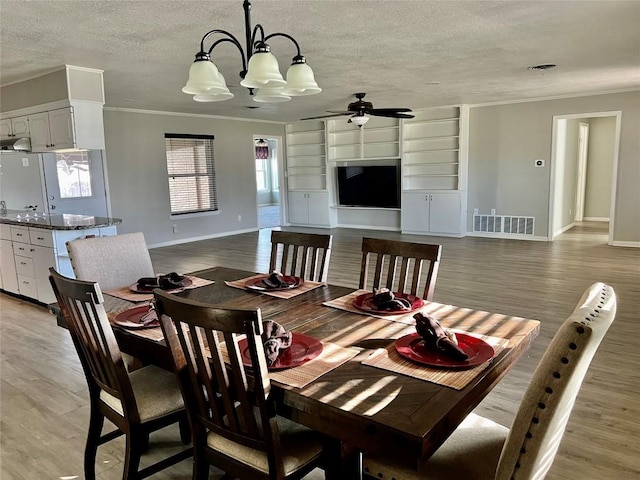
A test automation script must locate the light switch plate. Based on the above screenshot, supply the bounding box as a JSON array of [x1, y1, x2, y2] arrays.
[[22, 157, 29, 167]]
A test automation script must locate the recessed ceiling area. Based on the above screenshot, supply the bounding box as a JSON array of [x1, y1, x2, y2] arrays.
[[1, 0, 639, 122]]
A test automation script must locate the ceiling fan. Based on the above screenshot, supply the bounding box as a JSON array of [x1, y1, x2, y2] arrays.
[[301, 92, 414, 127]]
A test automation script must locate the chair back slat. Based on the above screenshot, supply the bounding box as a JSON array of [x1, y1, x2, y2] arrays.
[[269, 231, 333, 282], [359, 238, 442, 300], [154, 290, 282, 459], [48, 268, 140, 420], [495, 282, 617, 480]]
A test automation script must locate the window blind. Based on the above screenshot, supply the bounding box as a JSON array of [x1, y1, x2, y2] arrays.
[[164, 134, 218, 215]]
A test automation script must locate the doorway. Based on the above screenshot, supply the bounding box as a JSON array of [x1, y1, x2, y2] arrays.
[[549, 111, 621, 245], [254, 136, 282, 229]]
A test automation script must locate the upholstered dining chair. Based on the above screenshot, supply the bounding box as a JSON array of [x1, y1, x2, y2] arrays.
[[363, 282, 617, 480], [359, 237, 442, 300], [269, 230, 333, 282], [49, 268, 192, 480], [154, 288, 328, 480], [66, 232, 155, 291]]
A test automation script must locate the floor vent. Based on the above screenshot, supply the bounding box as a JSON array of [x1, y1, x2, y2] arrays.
[[473, 214, 535, 235]]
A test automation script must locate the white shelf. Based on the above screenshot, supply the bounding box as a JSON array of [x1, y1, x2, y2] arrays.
[[286, 120, 327, 192], [405, 135, 459, 141], [404, 117, 459, 126]]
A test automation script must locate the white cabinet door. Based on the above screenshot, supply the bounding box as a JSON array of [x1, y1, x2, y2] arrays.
[[0, 119, 11, 139], [288, 191, 309, 224], [11, 116, 30, 137], [307, 192, 330, 226], [28, 112, 51, 151], [0, 239, 19, 294], [401, 192, 430, 232], [48, 108, 75, 150], [429, 193, 462, 234], [32, 244, 56, 304]]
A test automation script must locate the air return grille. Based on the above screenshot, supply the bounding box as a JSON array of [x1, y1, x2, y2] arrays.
[[473, 214, 535, 235]]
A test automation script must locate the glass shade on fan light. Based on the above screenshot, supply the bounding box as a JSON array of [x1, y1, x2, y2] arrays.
[[253, 86, 291, 103], [182, 59, 230, 95], [282, 61, 321, 96], [240, 50, 286, 88], [350, 114, 370, 127]]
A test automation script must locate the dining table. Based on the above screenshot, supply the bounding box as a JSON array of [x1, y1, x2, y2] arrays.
[[53, 265, 540, 478]]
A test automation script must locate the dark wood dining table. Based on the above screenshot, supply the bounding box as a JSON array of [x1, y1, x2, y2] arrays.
[[55, 266, 540, 478]]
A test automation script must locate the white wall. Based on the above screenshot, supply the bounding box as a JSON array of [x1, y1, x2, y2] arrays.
[[584, 117, 615, 219], [560, 118, 581, 230], [103, 109, 285, 246]]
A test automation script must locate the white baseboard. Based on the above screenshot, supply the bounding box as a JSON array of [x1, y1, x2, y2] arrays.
[[611, 241, 640, 248], [552, 222, 576, 238], [401, 230, 465, 238], [467, 232, 549, 242], [147, 227, 259, 249], [336, 223, 401, 232], [583, 217, 609, 222]]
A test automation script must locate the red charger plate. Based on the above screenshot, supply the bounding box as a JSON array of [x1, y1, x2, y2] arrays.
[[113, 305, 160, 329], [238, 333, 322, 371], [395, 332, 495, 369], [353, 292, 424, 315], [244, 275, 304, 292], [129, 277, 193, 293]]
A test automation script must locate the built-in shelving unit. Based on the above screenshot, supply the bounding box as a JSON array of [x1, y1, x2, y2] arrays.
[[286, 120, 326, 191], [328, 116, 400, 162]]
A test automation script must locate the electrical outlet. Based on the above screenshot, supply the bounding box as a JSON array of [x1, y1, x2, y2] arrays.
[[473, 208, 479, 215], [491, 208, 496, 216], [172, 224, 178, 233], [22, 157, 29, 167], [237, 215, 242, 222], [569, 208, 573, 216]]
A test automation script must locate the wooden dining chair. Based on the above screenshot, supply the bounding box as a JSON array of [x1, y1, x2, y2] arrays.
[[153, 288, 328, 480], [363, 282, 617, 480], [67, 232, 155, 291], [269, 230, 333, 282], [48, 268, 192, 480], [359, 237, 442, 300]]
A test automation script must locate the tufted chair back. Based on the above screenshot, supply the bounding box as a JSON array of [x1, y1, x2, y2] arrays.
[[495, 282, 616, 480]]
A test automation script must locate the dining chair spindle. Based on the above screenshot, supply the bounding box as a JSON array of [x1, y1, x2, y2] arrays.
[[269, 231, 333, 282]]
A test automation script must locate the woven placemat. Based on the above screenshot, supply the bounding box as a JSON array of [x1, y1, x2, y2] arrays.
[[105, 276, 215, 302], [225, 274, 324, 299], [219, 341, 359, 389], [361, 333, 509, 390]]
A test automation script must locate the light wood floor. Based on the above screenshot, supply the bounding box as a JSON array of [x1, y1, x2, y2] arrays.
[[1, 222, 638, 479]]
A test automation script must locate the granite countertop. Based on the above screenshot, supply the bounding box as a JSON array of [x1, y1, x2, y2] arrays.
[[0, 213, 122, 230]]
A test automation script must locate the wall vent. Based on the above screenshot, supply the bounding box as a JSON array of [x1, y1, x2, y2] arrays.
[[473, 214, 535, 235]]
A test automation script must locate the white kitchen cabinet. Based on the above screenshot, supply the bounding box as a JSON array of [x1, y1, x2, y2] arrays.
[[28, 104, 105, 152], [0, 115, 30, 139], [288, 191, 330, 226], [401, 191, 463, 235], [32, 244, 56, 304], [0, 238, 18, 294]]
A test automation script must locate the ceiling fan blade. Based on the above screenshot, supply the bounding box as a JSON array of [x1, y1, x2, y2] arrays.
[[369, 108, 413, 113], [368, 111, 415, 119], [300, 112, 352, 120]]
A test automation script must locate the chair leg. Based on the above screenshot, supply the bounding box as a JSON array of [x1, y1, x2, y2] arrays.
[[84, 406, 104, 480], [179, 415, 191, 445], [123, 430, 143, 480], [193, 448, 209, 480]]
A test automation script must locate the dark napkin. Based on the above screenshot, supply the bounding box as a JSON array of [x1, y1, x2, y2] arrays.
[[261, 319, 293, 366], [136, 272, 185, 290], [371, 287, 412, 312], [261, 271, 292, 289], [414, 312, 469, 361]]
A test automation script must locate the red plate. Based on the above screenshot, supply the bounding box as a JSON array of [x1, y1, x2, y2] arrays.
[[395, 332, 495, 369], [238, 333, 323, 371], [113, 305, 160, 329], [129, 277, 192, 293], [244, 275, 304, 292], [353, 292, 424, 315]]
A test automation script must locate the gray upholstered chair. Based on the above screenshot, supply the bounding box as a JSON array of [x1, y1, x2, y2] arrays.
[[363, 282, 617, 480], [49, 268, 191, 480], [269, 231, 333, 282], [66, 232, 155, 291]]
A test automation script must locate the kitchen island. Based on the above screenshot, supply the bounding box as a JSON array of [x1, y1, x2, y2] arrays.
[[0, 213, 121, 304]]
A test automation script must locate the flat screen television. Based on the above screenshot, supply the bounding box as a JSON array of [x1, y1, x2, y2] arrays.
[[336, 165, 400, 208]]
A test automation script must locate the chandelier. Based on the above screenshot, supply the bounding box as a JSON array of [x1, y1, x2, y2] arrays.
[[182, 0, 321, 103]]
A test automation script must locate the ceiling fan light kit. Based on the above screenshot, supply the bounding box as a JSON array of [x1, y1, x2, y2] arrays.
[[183, 0, 320, 103], [350, 114, 370, 127]]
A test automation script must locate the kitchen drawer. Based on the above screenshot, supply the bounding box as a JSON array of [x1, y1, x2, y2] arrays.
[[17, 274, 38, 299], [10, 226, 29, 243], [12, 242, 34, 258], [15, 255, 35, 277], [29, 228, 54, 248], [0, 224, 12, 241]]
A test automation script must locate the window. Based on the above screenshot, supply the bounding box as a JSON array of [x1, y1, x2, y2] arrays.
[[256, 158, 269, 191], [55, 152, 93, 198], [165, 134, 218, 215]]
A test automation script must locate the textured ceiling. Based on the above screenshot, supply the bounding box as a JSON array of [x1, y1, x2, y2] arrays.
[[1, 0, 639, 123]]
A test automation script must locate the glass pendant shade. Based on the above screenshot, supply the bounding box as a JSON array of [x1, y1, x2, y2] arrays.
[[182, 59, 229, 95], [350, 114, 370, 127], [193, 91, 234, 102], [253, 86, 291, 103], [240, 50, 286, 88], [282, 61, 322, 96]]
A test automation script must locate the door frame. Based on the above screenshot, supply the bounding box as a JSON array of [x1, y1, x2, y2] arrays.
[[548, 111, 621, 245], [574, 122, 590, 222], [252, 134, 284, 228]]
